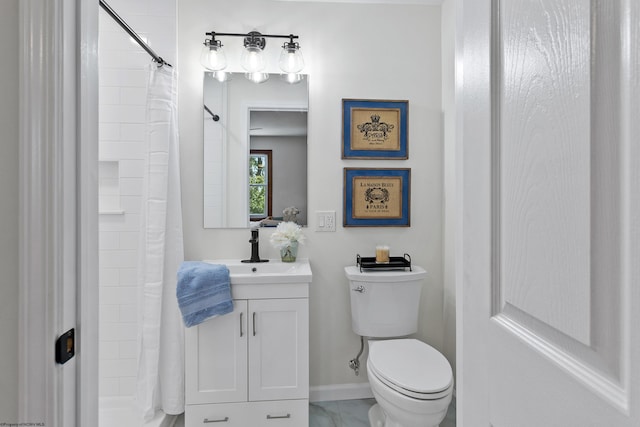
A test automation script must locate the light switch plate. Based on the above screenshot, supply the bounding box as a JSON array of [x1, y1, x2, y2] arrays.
[[316, 210, 336, 232]]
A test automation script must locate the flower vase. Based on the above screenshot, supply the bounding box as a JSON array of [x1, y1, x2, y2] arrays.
[[280, 241, 299, 262]]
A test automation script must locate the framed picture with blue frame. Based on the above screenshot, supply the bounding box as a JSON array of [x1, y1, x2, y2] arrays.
[[342, 99, 408, 159], [343, 168, 411, 227]]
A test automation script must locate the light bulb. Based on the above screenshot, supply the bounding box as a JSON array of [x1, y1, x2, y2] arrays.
[[279, 42, 304, 73], [200, 39, 227, 71], [241, 46, 266, 73]]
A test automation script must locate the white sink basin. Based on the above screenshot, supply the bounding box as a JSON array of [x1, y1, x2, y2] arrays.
[[204, 258, 312, 284]]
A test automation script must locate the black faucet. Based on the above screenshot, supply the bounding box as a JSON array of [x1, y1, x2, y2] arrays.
[[241, 228, 269, 263]]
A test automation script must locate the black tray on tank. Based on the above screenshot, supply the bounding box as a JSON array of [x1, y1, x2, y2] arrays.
[[356, 253, 412, 272]]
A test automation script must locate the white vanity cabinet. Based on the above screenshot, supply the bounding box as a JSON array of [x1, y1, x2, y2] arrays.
[[185, 275, 309, 427]]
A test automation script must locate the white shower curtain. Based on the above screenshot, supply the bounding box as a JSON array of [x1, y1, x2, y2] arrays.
[[137, 64, 185, 421]]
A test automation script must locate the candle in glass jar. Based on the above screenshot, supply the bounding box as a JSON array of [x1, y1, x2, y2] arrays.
[[375, 245, 390, 263]]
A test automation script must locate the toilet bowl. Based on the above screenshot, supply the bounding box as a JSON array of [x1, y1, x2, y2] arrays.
[[366, 339, 453, 427]]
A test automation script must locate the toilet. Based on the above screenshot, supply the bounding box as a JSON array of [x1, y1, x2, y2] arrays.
[[345, 265, 453, 427]]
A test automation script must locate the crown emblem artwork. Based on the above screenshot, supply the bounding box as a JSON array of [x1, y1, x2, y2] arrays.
[[356, 113, 395, 141]]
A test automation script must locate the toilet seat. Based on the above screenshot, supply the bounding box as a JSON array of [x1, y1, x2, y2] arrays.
[[368, 339, 453, 401]]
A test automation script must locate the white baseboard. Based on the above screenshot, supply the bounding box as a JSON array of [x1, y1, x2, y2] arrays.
[[309, 382, 374, 402]]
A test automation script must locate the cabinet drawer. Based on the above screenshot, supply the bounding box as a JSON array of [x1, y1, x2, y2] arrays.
[[185, 402, 249, 426], [249, 399, 309, 426], [185, 400, 309, 427]]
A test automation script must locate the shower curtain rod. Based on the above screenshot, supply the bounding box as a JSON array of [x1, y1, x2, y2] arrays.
[[204, 105, 220, 121], [99, 0, 172, 67]]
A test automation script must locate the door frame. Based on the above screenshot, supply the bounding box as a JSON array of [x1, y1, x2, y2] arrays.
[[18, 0, 99, 425]]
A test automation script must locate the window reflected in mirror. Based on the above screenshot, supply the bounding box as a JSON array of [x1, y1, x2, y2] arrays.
[[249, 150, 272, 220]]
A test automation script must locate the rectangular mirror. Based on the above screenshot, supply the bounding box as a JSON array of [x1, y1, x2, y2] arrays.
[[203, 73, 308, 228]]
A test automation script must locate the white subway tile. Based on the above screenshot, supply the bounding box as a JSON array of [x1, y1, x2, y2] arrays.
[[119, 304, 137, 323], [149, 15, 176, 30], [99, 268, 120, 286], [98, 31, 139, 53], [100, 322, 121, 342], [98, 339, 120, 360], [119, 377, 136, 397], [119, 268, 138, 286], [99, 232, 120, 250], [119, 340, 137, 359], [100, 142, 146, 160], [99, 321, 138, 342], [148, 33, 176, 57], [100, 286, 138, 306], [100, 358, 137, 378], [100, 305, 120, 323], [99, 213, 141, 232], [100, 68, 147, 88], [99, 378, 120, 397], [107, 0, 148, 16], [144, 0, 175, 17], [120, 196, 142, 214], [118, 359, 138, 378], [118, 231, 139, 250], [99, 86, 121, 105], [119, 178, 143, 196], [119, 159, 145, 178], [99, 214, 127, 232], [100, 104, 146, 124], [100, 250, 138, 269], [99, 123, 121, 141], [120, 124, 146, 141], [99, 250, 119, 270], [100, 49, 150, 70], [99, 196, 122, 213], [99, 178, 120, 196], [120, 87, 147, 106]]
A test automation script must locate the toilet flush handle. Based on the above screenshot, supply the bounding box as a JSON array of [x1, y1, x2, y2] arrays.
[[352, 285, 366, 293]]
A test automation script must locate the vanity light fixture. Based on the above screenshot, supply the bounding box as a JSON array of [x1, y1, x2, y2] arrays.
[[201, 31, 305, 83]]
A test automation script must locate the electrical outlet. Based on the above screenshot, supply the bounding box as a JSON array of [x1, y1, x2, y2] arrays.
[[316, 210, 336, 232]]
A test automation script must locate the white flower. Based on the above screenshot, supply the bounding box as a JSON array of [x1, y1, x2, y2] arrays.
[[282, 206, 300, 222], [270, 221, 306, 250], [283, 206, 300, 216]]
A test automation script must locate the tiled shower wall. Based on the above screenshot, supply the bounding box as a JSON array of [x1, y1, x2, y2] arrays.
[[98, 0, 176, 398]]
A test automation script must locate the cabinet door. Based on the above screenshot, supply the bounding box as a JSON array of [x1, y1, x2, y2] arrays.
[[185, 300, 248, 404], [248, 298, 309, 401]]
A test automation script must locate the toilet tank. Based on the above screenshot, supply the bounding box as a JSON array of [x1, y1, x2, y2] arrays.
[[345, 265, 427, 338]]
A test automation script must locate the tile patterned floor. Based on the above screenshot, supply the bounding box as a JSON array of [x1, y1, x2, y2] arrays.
[[310, 397, 456, 427]]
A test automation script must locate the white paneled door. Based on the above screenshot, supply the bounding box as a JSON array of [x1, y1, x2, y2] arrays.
[[458, 0, 640, 425]]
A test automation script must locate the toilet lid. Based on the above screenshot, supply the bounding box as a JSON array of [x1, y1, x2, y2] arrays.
[[368, 339, 453, 397]]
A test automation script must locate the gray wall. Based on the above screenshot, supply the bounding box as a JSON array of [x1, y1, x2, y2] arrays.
[[0, 0, 20, 420]]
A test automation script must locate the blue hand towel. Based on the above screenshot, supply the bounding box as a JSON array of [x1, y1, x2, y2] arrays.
[[176, 261, 233, 327]]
